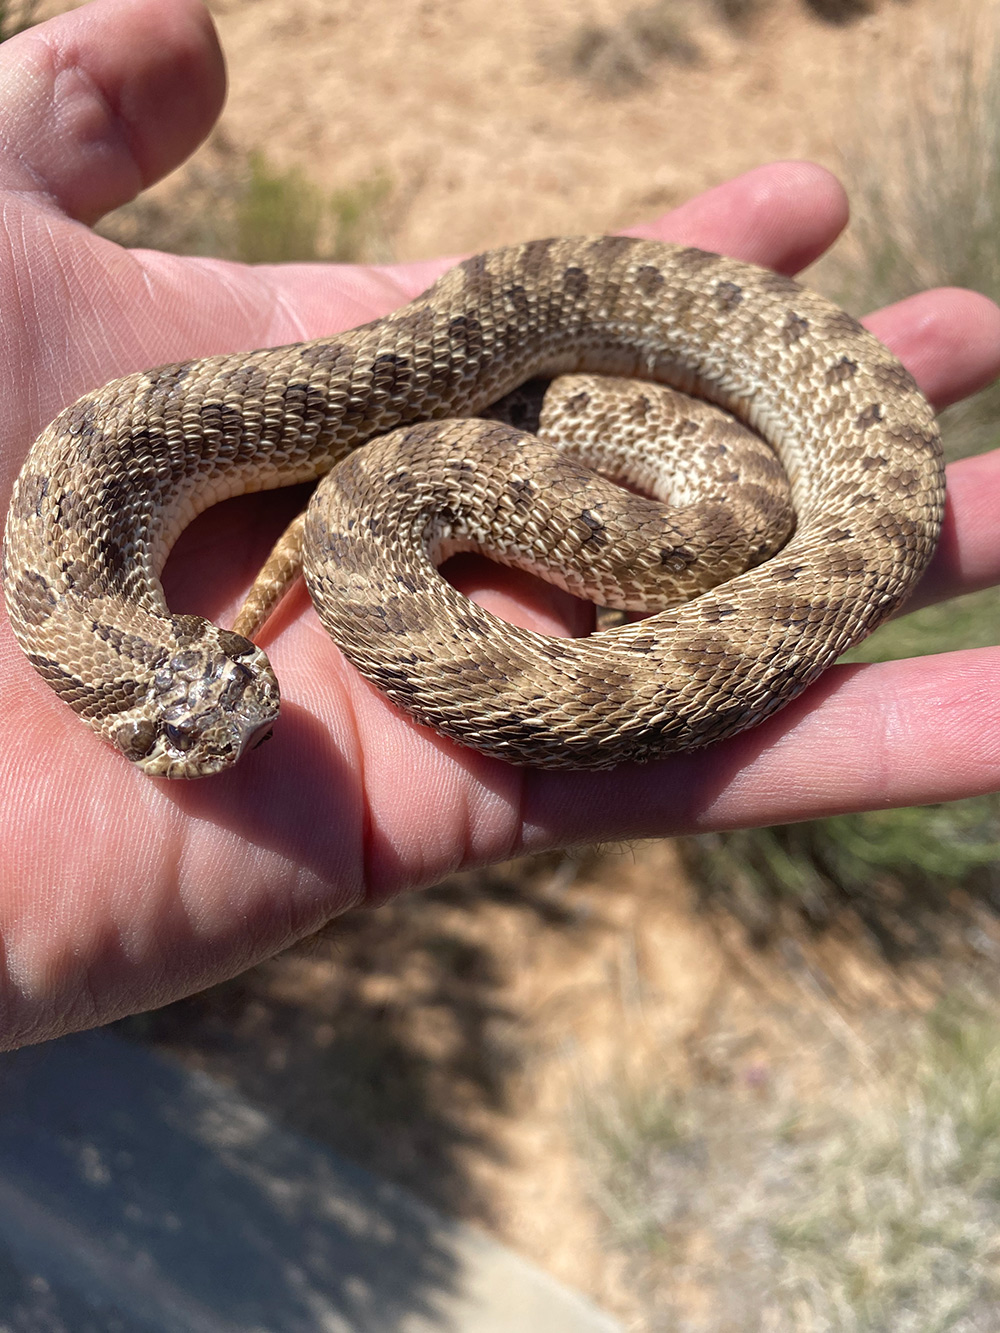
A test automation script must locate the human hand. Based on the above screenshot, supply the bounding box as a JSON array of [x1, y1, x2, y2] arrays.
[[1, 0, 998, 1050]]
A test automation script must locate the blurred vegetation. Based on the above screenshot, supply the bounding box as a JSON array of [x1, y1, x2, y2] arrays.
[[233, 153, 331, 265], [830, 3, 1000, 466], [234, 153, 391, 265], [557, 0, 702, 96], [556, 0, 883, 97], [683, 799, 1000, 961], [777, 994, 1000, 1329], [0, 0, 39, 42], [576, 991, 1000, 1328], [97, 142, 394, 267]]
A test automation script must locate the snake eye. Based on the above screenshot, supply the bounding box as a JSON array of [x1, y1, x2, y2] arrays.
[[164, 721, 198, 752]]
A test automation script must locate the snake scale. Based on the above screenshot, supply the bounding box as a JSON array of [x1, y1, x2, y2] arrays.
[[3, 236, 945, 778]]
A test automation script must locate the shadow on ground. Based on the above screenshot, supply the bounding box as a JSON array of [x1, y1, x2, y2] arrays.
[[0, 1031, 465, 1333], [116, 852, 604, 1229]]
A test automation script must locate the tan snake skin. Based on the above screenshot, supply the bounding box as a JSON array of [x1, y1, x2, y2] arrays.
[[3, 236, 945, 777]]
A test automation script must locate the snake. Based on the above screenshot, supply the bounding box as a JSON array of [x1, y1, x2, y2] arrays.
[[2, 236, 945, 778]]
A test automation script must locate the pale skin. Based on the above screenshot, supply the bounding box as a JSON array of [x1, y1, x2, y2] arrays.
[[1, 0, 999, 1051]]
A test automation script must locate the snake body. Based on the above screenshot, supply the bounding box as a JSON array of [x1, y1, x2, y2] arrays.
[[3, 237, 944, 777]]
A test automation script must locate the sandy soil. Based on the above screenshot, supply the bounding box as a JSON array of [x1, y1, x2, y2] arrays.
[[133, 0, 953, 262]]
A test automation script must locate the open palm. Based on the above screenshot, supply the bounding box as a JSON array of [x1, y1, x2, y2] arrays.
[[1, 0, 999, 1050]]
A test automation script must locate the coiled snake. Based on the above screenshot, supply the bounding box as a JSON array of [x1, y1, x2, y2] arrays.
[[2, 236, 945, 778]]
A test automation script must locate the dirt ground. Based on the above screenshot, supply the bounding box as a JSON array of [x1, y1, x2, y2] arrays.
[[78, 0, 999, 1324], [123, 0, 952, 263], [132, 838, 999, 1328]]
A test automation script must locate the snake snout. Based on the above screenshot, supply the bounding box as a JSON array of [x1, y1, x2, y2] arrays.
[[117, 623, 280, 778]]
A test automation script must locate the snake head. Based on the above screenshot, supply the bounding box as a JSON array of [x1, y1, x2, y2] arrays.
[[112, 621, 280, 778]]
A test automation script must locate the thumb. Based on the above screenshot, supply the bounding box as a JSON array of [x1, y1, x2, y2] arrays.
[[0, 0, 225, 225]]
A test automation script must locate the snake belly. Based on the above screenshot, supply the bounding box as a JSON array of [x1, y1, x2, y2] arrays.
[[2, 236, 945, 777]]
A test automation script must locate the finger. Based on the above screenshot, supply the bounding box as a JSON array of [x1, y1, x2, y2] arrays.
[[0, 0, 225, 224], [858, 287, 1000, 609], [863, 287, 1000, 410], [908, 450, 1000, 610], [293, 160, 852, 320], [521, 646, 1000, 848], [626, 159, 849, 275]]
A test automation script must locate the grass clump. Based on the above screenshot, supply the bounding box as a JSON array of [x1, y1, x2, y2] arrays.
[[683, 797, 1000, 959], [776, 996, 1000, 1329], [97, 145, 393, 267], [574, 995, 1000, 1328], [574, 1068, 693, 1250], [236, 154, 391, 265], [801, 0, 874, 25], [234, 153, 329, 265], [559, 0, 701, 97], [555, 0, 885, 94]]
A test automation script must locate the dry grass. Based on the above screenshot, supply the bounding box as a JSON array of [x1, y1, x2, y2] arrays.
[[555, 0, 703, 97], [777, 997, 1000, 1330], [828, 1, 1000, 466], [574, 992, 1000, 1330], [97, 141, 394, 267]]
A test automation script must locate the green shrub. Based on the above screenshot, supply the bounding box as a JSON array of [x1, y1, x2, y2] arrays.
[[234, 153, 390, 265]]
